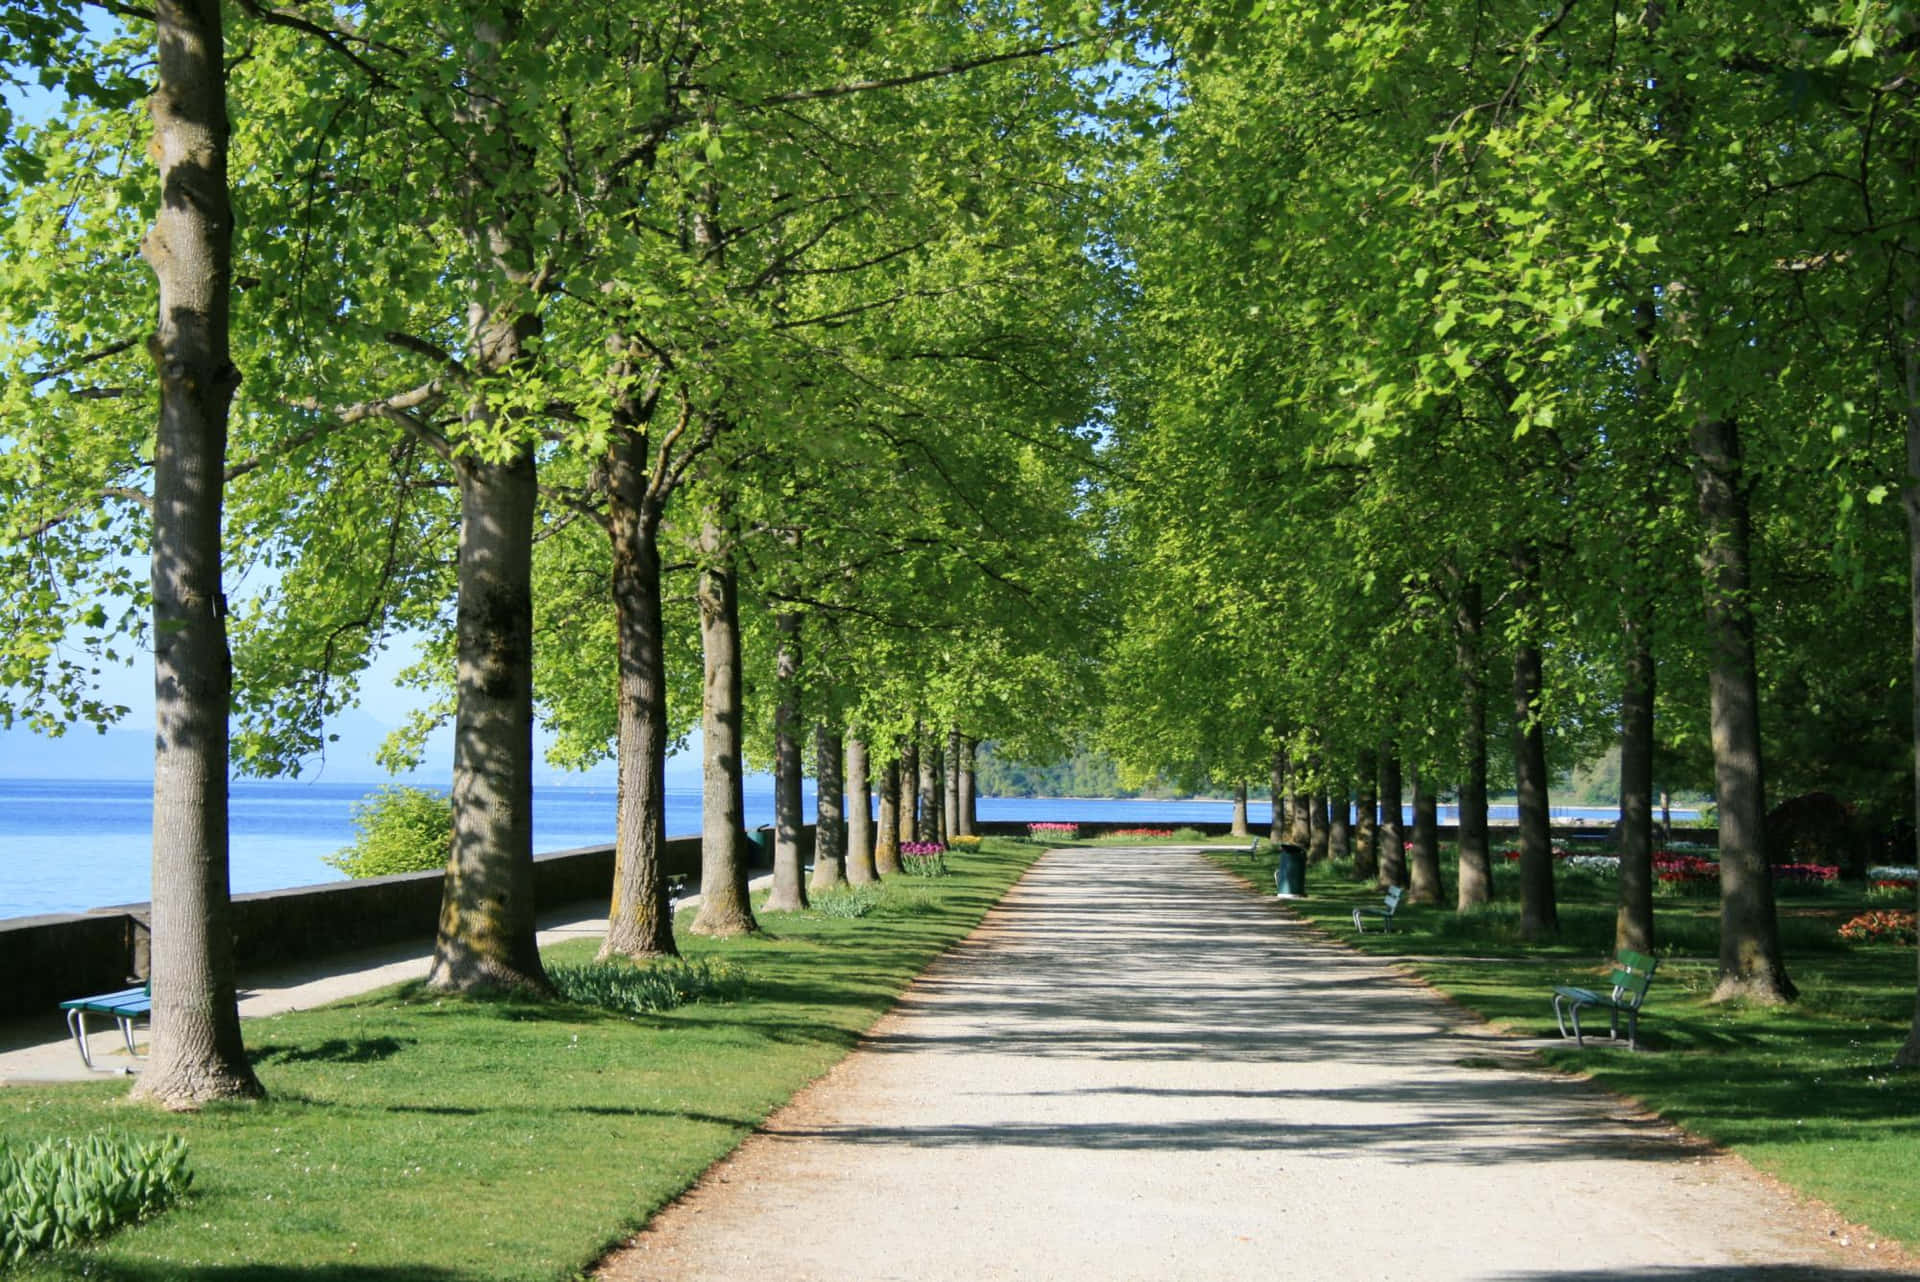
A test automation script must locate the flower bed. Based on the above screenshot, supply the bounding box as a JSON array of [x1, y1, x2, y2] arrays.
[[1771, 862, 1839, 895], [1107, 827, 1174, 839], [1026, 822, 1079, 840], [1838, 909, 1919, 946]]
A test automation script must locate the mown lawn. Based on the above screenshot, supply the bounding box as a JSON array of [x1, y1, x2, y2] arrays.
[[1205, 840, 1920, 1249], [0, 839, 1042, 1281]]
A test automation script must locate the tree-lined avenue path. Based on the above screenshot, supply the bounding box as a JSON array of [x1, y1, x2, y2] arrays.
[[601, 846, 1911, 1282]]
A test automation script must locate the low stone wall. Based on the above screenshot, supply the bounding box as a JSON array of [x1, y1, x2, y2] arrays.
[[4, 832, 719, 1021]]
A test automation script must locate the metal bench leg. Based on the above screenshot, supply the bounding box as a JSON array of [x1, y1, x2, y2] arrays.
[[118, 1015, 146, 1060], [66, 1009, 98, 1070]]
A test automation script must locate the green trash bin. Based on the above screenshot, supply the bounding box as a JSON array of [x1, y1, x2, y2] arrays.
[[1275, 843, 1308, 897], [745, 825, 775, 864]]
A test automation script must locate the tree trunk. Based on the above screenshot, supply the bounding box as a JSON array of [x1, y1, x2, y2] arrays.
[[810, 727, 847, 893], [958, 736, 978, 835], [1268, 748, 1287, 844], [598, 432, 675, 960], [1353, 749, 1379, 881], [1408, 766, 1443, 904], [1896, 283, 1920, 1065], [1308, 790, 1330, 861], [690, 512, 758, 936], [1328, 789, 1351, 860], [1454, 579, 1493, 910], [428, 3, 549, 997], [898, 734, 919, 844], [845, 734, 878, 885], [922, 737, 944, 846], [131, 0, 263, 1107], [1507, 545, 1559, 940], [1288, 762, 1311, 848], [875, 757, 903, 876], [1230, 782, 1249, 836], [1617, 610, 1657, 956], [944, 728, 962, 842], [1692, 415, 1793, 1002], [1378, 743, 1406, 888], [764, 610, 807, 912], [428, 451, 549, 992]]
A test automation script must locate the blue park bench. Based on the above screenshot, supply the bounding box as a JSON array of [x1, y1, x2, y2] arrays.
[[59, 984, 151, 1072]]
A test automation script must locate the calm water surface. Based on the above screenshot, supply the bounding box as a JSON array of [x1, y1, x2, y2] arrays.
[[0, 778, 1641, 921]]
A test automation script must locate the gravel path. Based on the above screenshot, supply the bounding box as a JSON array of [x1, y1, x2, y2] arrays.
[[598, 846, 1914, 1282]]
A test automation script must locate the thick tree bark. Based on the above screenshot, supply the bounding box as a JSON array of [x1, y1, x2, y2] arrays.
[[1353, 749, 1379, 881], [875, 756, 903, 876], [764, 611, 807, 912], [130, 0, 263, 1107], [1617, 610, 1658, 956], [958, 736, 977, 835], [429, 4, 549, 996], [1329, 788, 1351, 860], [1230, 782, 1249, 836], [1897, 285, 1920, 1066], [1378, 743, 1406, 888], [598, 432, 676, 960], [1692, 415, 1793, 1001], [690, 513, 758, 936], [1268, 749, 1287, 844], [922, 738, 944, 846], [845, 734, 878, 885], [1408, 766, 1443, 904], [1308, 790, 1330, 861], [1288, 762, 1311, 848], [428, 452, 549, 992], [898, 734, 920, 844], [1510, 547, 1559, 941], [810, 727, 847, 893], [1454, 579, 1493, 910], [944, 728, 962, 842]]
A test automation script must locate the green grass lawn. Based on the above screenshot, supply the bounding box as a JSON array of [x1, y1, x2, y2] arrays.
[[0, 839, 1043, 1281], [1205, 841, 1920, 1249]]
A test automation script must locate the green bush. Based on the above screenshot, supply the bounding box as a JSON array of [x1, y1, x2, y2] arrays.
[[0, 1131, 191, 1264], [324, 786, 451, 879], [547, 958, 745, 1015], [810, 884, 884, 918]]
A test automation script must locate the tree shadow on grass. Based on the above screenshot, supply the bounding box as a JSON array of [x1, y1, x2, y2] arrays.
[[250, 1037, 414, 1066]]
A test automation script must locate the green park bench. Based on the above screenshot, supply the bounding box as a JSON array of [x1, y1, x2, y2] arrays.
[[1552, 949, 1658, 1051], [1352, 885, 1404, 933]]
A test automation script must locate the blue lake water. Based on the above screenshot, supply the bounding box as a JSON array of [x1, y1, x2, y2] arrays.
[[0, 777, 1645, 921]]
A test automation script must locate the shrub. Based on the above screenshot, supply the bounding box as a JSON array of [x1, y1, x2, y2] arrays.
[[324, 786, 452, 879], [1772, 863, 1839, 895], [1171, 827, 1207, 840], [1837, 910, 1919, 946], [547, 958, 744, 1015], [810, 884, 884, 918], [0, 1131, 192, 1264]]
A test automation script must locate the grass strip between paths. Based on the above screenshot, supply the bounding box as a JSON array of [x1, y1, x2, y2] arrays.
[[0, 839, 1044, 1281], [1201, 841, 1920, 1254]]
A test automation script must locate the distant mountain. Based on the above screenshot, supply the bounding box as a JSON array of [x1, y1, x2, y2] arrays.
[[0, 722, 155, 781]]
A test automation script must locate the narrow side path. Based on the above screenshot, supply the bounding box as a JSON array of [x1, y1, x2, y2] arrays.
[[600, 846, 1910, 1282]]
